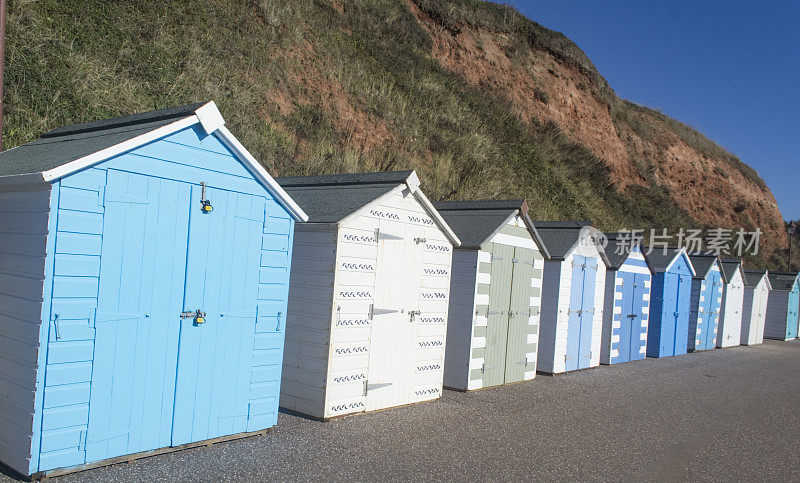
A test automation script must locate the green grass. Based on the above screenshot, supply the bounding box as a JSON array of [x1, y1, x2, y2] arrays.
[[2, 0, 776, 265]]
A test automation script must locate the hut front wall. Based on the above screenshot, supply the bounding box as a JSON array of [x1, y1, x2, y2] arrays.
[[323, 187, 453, 418], [538, 248, 605, 374], [30, 126, 295, 475], [464, 217, 544, 390], [0, 181, 52, 476], [281, 224, 338, 419], [601, 248, 651, 364], [443, 250, 479, 390]]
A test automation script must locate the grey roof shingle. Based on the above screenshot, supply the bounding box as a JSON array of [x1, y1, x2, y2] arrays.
[[643, 247, 684, 272], [688, 254, 720, 280], [767, 271, 799, 291], [603, 232, 646, 269], [719, 258, 742, 284], [532, 221, 606, 263], [743, 269, 767, 288], [434, 200, 547, 255], [275, 170, 413, 223], [0, 103, 205, 177]]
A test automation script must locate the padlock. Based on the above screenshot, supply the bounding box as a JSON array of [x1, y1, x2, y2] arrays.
[[201, 199, 213, 213]]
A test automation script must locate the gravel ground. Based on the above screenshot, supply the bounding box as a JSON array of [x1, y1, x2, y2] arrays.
[[3, 340, 800, 481]]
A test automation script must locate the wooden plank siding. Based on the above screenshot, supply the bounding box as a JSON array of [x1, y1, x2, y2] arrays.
[[322, 187, 453, 418], [22, 125, 296, 475], [0, 181, 51, 476], [280, 224, 338, 419], [537, 243, 606, 374], [442, 250, 478, 390], [600, 246, 652, 365], [464, 217, 543, 390]]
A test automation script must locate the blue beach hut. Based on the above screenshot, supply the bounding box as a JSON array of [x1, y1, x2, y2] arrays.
[[0, 102, 307, 477], [600, 234, 653, 365], [687, 255, 724, 351], [644, 247, 695, 358]]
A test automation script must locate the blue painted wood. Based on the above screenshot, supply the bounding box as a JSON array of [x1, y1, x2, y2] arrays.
[[171, 186, 265, 446], [614, 272, 634, 363], [661, 273, 678, 356], [85, 170, 190, 463], [578, 258, 596, 369], [703, 273, 722, 350], [29, 125, 296, 474], [673, 274, 691, 356], [630, 273, 647, 361], [565, 256, 585, 372]]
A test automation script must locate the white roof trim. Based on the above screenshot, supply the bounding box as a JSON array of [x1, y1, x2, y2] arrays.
[[414, 189, 460, 247], [195, 101, 225, 134], [41, 115, 199, 183], [337, 173, 460, 246], [762, 271, 773, 290], [35, 102, 307, 222], [477, 210, 521, 247], [215, 125, 308, 222], [663, 247, 697, 276]]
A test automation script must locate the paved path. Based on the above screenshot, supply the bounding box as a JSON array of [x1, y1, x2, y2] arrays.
[[4, 340, 800, 481]]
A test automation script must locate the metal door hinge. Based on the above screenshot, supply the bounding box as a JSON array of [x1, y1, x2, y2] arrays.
[[369, 304, 399, 320], [375, 228, 402, 241]]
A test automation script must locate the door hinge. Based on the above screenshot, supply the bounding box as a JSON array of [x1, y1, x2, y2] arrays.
[[375, 228, 402, 241], [369, 304, 399, 320]]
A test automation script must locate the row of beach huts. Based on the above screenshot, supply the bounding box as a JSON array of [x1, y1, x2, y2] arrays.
[[0, 102, 797, 477]]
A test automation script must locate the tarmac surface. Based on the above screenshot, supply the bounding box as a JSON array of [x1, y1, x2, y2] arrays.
[[3, 340, 800, 481]]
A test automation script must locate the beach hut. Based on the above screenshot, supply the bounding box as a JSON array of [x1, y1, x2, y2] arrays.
[[600, 234, 653, 365], [0, 102, 307, 477], [686, 254, 724, 352], [645, 248, 695, 358], [434, 200, 548, 391], [716, 258, 745, 348], [275, 171, 460, 419], [533, 222, 609, 374], [741, 269, 770, 346], [764, 272, 800, 340]]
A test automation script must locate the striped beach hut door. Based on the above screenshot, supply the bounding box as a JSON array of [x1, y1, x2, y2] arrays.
[[366, 220, 422, 411], [483, 244, 514, 387], [565, 255, 586, 372], [629, 274, 647, 361], [617, 272, 635, 363], [504, 247, 536, 383]]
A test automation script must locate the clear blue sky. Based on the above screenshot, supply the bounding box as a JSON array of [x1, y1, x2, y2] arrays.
[[503, 1, 800, 220]]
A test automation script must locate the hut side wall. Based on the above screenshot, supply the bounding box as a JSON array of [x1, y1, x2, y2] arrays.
[[0, 181, 52, 475], [765, 291, 790, 340], [280, 224, 338, 419], [443, 250, 478, 390], [537, 261, 563, 374], [718, 270, 744, 348]]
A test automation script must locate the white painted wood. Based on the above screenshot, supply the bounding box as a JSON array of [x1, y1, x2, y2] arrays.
[[280, 224, 337, 419], [0, 183, 51, 476], [718, 269, 745, 348], [282, 185, 453, 418]]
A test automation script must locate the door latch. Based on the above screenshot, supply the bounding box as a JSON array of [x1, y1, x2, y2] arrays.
[[409, 310, 421, 322], [181, 309, 207, 324]]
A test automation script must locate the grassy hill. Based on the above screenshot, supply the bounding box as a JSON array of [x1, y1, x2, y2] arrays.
[[4, 0, 787, 267]]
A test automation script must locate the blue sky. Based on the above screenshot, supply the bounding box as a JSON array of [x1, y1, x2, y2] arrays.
[[503, 1, 800, 220]]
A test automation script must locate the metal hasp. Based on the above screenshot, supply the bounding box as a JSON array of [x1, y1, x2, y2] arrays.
[[200, 181, 213, 213], [181, 309, 207, 324]]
